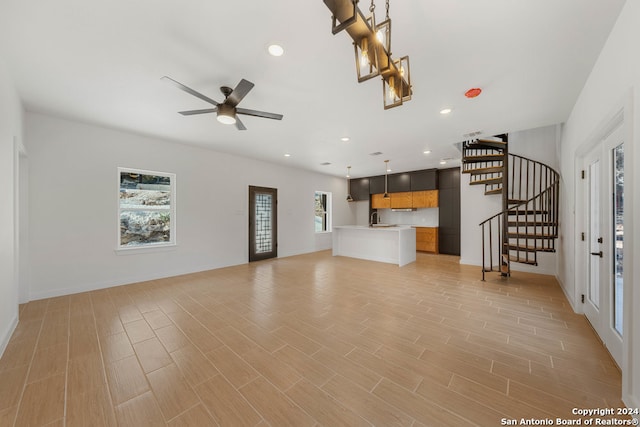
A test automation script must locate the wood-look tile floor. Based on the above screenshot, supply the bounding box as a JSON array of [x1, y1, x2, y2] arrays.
[[0, 251, 626, 426]]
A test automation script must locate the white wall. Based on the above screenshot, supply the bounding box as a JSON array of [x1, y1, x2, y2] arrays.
[[558, 0, 639, 408], [26, 112, 355, 300], [0, 58, 23, 357], [460, 125, 560, 275]]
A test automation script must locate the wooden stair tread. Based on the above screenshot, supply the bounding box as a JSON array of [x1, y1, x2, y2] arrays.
[[504, 243, 556, 253], [462, 154, 504, 163], [462, 166, 504, 175], [507, 199, 527, 205], [507, 232, 556, 239], [468, 139, 508, 150], [484, 188, 503, 195], [470, 177, 503, 185], [507, 209, 548, 215], [507, 221, 558, 227]]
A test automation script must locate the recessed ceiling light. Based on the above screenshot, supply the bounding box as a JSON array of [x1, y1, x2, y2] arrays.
[[423, 150, 431, 154], [439, 160, 447, 165], [440, 108, 452, 115], [284, 153, 291, 157], [341, 137, 350, 142], [268, 44, 284, 57]]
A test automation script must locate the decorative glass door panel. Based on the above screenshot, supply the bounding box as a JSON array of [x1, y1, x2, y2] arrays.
[[249, 186, 277, 262], [612, 143, 624, 336]]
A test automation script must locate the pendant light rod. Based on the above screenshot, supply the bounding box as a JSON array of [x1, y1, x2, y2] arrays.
[[346, 166, 354, 202], [383, 160, 390, 198]]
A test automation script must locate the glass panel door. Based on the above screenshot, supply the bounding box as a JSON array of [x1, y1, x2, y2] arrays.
[[249, 186, 278, 262], [588, 158, 601, 309], [612, 143, 624, 336], [582, 123, 624, 368]]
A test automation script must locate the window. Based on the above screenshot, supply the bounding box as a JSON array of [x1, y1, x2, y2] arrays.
[[314, 191, 331, 232], [118, 168, 175, 250]]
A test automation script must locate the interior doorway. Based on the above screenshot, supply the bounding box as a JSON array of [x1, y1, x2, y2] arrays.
[[248, 186, 278, 262]]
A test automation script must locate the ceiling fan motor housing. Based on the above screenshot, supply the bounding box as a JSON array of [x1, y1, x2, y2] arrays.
[[216, 103, 236, 124]]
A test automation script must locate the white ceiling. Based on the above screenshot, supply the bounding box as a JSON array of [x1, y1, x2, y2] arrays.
[[0, 0, 626, 178]]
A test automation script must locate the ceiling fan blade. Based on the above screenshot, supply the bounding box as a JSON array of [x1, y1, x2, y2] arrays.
[[235, 116, 247, 131], [236, 107, 283, 120], [178, 108, 217, 116], [225, 79, 254, 107], [161, 76, 219, 107]]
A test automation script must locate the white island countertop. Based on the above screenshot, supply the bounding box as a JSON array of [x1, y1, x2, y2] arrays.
[[332, 225, 416, 266]]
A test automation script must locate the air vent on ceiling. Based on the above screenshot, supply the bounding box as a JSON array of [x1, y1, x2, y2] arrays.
[[320, 162, 331, 166], [369, 152, 383, 156], [463, 130, 483, 139]]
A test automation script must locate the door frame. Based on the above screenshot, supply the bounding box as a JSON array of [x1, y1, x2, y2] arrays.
[[13, 138, 29, 304], [248, 185, 278, 262], [574, 95, 633, 399]]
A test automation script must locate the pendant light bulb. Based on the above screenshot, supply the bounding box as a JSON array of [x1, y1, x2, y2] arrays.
[[360, 38, 369, 67], [388, 76, 397, 100]]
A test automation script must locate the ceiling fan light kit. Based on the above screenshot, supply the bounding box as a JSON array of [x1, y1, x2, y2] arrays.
[[216, 104, 236, 124], [323, 0, 412, 109], [162, 76, 283, 131]]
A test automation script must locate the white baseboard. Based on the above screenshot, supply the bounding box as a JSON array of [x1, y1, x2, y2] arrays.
[[28, 262, 245, 301], [0, 315, 19, 359], [554, 274, 579, 313]]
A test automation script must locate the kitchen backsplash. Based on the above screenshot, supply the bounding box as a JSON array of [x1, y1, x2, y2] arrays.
[[377, 208, 439, 226]]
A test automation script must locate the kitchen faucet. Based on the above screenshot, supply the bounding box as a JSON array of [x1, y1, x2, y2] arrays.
[[370, 211, 379, 226]]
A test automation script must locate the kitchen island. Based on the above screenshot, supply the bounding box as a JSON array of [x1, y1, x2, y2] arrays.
[[332, 225, 416, 267]]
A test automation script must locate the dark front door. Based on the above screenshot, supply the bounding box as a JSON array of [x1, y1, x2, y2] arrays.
[[249, 186, 278, 262]]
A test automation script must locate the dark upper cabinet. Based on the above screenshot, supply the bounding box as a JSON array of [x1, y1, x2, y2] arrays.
[[438, 166, 460, 189], [369, 175, 386, 194], [388, 173, 411, 193], [410, 169, 438, 191], [349, 178, 370, 201], [437, 167, 461, 255]]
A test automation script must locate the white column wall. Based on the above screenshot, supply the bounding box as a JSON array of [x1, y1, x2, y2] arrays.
[[26, 112, 355, 300], [558, 1, 638, 409], [0, 58, 23, 357]]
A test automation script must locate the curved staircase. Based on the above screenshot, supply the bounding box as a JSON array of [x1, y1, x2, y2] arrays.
[[462, 134, 560, 280]]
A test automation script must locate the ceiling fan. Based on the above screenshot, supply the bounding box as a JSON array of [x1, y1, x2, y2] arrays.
[[162, 76, 283, 130]]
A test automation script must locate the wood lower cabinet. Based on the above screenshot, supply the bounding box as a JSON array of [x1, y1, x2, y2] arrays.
[[371, 193, 391, 209], [415, 227, 438, 253], [412, 190, 438, 208]]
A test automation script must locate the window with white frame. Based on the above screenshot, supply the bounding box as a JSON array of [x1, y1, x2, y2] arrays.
[[118, 168, 175, 249], [314, 191, 331, 232]]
